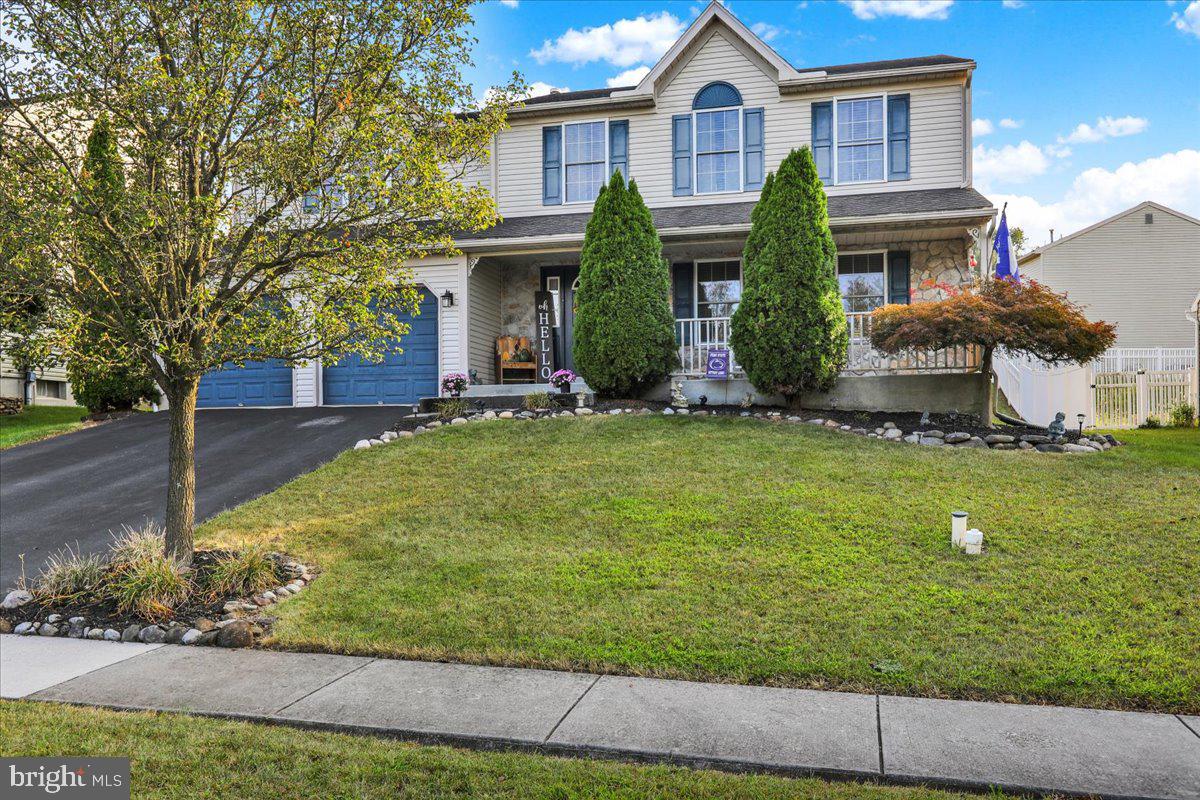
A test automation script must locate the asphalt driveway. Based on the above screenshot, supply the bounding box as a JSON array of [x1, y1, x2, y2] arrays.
[[0, 407, 403, 590]]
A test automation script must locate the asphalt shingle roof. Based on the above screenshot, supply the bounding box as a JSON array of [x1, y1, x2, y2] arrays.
[[456, 188, 992, 242]]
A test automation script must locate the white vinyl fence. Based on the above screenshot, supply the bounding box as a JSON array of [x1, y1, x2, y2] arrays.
[[996, 347, 1198, 429]]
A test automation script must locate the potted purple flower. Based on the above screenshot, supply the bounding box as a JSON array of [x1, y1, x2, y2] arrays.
[[441, 372, 469, 398], [548, 369, 576, 394]]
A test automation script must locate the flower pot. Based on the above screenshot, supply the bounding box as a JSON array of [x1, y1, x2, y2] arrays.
[[558, 384, 571, 394]]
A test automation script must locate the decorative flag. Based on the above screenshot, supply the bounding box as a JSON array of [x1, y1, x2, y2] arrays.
[[992, 206, 1020, 282]]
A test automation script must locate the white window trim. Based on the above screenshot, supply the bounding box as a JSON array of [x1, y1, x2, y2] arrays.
[[692, 258, 744, 318], [562, 118, 609, 206], [837, 249, 889, 313], [693, 105, 744, 196], [832, 92, 890, 187]]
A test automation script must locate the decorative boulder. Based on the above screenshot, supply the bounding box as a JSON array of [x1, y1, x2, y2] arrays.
[[1, 589, 34, 609], [216, 620, 255, 648]]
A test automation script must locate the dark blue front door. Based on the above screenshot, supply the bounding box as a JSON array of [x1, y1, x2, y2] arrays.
[[197, 359, 294, 408], [322, 292, 439, 405]]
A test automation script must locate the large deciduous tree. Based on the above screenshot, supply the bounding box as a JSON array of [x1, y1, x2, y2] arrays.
[[572, 172, 677, 397], [869, 278, 1116, 425], [730, 147, 847, 406], [1, 0, 520, 562]]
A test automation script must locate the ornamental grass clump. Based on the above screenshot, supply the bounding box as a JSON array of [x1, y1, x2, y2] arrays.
[[523, 391, 553, 411], [106, 524, 190, 621], [36, 544, 106, 603], [203, 545, 278, 600], [436, 397, 469, 420]]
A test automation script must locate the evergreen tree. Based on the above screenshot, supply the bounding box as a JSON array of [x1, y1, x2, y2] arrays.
[[70, 114, 160, 413], [730, 147, 847, 404], [573, 172, 677, 396]]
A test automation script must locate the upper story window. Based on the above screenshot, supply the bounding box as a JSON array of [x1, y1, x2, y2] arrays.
[[837, 98, 884, 183], [812, 94, 909, 185], [564, 121, 607, 203], [673, 83, 764, 198]]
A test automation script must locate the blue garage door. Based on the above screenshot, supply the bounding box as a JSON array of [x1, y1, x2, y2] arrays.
[[323, 293, 438, 405], [197, 359, 293, 408]]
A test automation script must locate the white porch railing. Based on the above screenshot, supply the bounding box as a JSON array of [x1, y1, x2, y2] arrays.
[[672, 313, 981, 377]]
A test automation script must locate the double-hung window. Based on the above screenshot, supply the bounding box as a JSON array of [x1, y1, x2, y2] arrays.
[[695, 109, 741, 194], [695, 259, 742, 318], [836, 98, 884, 183], [837, 253, 886, 313], [564, 121, 607, 203]]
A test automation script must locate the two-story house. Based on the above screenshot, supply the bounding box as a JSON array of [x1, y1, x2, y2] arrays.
[[200, 3, 995, 411]]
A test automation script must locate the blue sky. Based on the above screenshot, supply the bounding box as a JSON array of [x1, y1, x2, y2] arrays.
[[467, 0, 1200, 245]]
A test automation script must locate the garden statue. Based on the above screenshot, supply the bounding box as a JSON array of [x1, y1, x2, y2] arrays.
[[740, 392, 753, 409], [1047, 411, 1067, 441], [670, 380, 690, 409]]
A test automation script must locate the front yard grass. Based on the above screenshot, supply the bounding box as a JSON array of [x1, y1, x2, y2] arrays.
[[201, 417, 1200, 712], [0, 405, 86, 449], [1, 702, 1003, 800]]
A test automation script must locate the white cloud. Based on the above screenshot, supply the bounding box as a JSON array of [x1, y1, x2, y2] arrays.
[[841, 1, 954, 21], [999, 118, 1022, 129], [531, 12, 686, 67], [1002, 0, 1025, 8], [972, 118, 994, 137], [973, 141, 1051, 187], [750, 21, 783, 41], [989, 149, 1200, 246], [1059, 115, 1149, 145], [606, 66, 651, 88], [498, 0, 518, 8], [1172, 1, 1200, 37]]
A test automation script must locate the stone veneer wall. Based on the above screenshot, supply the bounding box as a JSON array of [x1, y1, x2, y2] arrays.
[[902, 238, 975, 303], [500, 262, 541, 339]]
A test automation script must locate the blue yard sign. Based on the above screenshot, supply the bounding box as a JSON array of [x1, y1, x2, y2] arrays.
[[706, 348, 730, 379]]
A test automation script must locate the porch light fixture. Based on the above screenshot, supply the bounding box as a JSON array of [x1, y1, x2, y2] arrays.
[[441, 290, 455, 308]]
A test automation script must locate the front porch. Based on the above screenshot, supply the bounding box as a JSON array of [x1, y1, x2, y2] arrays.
[[459, 217, 988, 409]]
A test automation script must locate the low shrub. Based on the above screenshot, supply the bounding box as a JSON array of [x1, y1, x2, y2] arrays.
[[37, 544, 106, 603], [436, 397, 469, 420], [1169, 402, 1196, 428], [203, 546, 278, 599], [524, 391, 552, 411], [1141, 416, 1163, 429]]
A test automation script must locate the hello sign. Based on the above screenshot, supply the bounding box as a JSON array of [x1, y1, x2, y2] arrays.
[[534, 291, 556, 383]]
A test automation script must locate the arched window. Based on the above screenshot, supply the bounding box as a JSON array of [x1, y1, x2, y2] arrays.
[[691, 83, 742, 193], [692, 82, 742, 110]]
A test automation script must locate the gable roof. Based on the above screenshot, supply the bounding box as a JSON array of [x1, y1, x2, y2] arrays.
[[1018, 201, 1200, 265], [514, 2, 972, 115]]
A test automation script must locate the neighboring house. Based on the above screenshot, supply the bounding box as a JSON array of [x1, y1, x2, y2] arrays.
[[0, 349, 75, 407], [1019, 202, 1200, 350], [194, 2, 998, 410]]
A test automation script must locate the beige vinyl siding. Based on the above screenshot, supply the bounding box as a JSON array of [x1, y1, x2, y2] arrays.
[[405, 256, 469, 384], [1032, 208, 1200, 348], [466, 260, 502, 383], [491, 29, 967, 217]]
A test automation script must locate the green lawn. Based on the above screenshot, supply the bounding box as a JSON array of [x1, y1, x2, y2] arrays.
[[1, 702, 997, 800], [0, 405, 86, 449], [201, 418, 1200, 712]]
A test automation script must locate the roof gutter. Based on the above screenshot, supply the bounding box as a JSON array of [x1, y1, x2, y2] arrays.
[[779, 63, 974, 94]]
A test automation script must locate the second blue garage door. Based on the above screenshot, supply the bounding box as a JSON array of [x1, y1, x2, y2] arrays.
[[197, 359, 294, 408], [322, 293, 439, 405]]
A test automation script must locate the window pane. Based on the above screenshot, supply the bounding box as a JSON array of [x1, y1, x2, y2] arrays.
[[697, 152, 740, 193], [837, 98, 883, 143], [564, 122, 605, 164], [696, 109, 740, 153], [565, 162, 605, 202], [837, 143, 884, 182], [837, 254, 885, 313], [697, 260, 742, 318]]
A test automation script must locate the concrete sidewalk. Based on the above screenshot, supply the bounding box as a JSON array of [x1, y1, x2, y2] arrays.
[[3, 635, 1198, 799]]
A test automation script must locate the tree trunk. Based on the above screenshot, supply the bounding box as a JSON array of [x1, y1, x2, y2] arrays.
[[980, 346, 996, 429], [164, 375, 200, 565]]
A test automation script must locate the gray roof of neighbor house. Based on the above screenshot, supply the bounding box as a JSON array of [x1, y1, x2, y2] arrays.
[[518, 54, 973, 107], [455, 187, 993, 243]]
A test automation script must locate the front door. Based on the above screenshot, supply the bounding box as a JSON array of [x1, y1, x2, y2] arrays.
[[542, 266, 580, 374]]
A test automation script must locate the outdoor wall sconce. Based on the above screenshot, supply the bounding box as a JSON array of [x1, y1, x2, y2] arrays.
[[441, 290, 455, 308]]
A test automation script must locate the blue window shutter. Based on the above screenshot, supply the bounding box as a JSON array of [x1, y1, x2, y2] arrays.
[[542, 126, 562, 205], [887, 251, 911, 304], [672, 114, 692, 196], [887, 94, 910, 181], [743, 108, 765, 190], [811, 102, 833, 183], [609, 120, 629, 182]]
